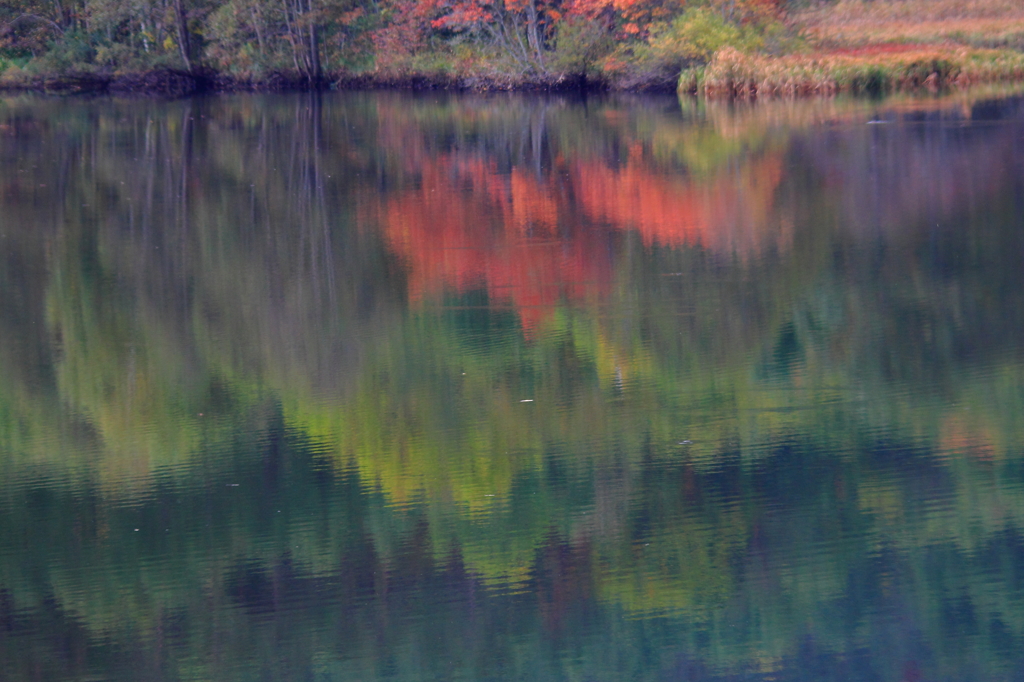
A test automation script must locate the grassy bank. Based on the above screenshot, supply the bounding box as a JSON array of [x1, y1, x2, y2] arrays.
[[688, 44, 1024, 96], [0, 0, 1022, 96], [683, 0, 1024, 96]]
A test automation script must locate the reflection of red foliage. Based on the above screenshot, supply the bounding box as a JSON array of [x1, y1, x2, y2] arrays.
[[374, 151, 784, 332], [380, 157, 611, 334], [572, 152, 785, 255]]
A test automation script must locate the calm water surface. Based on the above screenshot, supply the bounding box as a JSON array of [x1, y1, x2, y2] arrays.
[[1, 91, 1023, 681]]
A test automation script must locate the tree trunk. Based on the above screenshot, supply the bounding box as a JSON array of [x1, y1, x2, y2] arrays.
[[301, 0, 322, 84], [174, 0, 193, 72], [250, 5, 266, 59], [306, 20, 321, 84], [526, 1, 544, 69], [283, 0, 321, 84]]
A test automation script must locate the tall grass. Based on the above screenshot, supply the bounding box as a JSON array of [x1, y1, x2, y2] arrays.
[[681, 0, 1024, 97], [798, 0, 1024, 25], [796, 0, 1024, 48], [689, 46, 1024, 97]]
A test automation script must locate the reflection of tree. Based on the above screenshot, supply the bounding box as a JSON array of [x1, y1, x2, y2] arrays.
[[373, 146, 786, 334], [0, 95, 406, 488], [374, 155, 615, 335], [573, 151, 787, 255], [0, 93, 1023, 680], [45, 224, 213, 486]]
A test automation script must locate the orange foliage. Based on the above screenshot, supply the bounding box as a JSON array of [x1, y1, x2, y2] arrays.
[[563, 0, 685, 35], [431, 1, 494, 29], [371, 0, 444, 64], [369, 149, 786, 333], [431, 0, 562, 35]]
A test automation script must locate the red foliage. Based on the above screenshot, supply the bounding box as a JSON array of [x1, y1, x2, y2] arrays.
[[371, 0, 445, 63], [562, 0, 686, 36], [431, 0, 494, 29], [427, 0, 683, 39]]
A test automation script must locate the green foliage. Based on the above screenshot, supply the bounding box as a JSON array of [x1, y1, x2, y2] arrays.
[[647, 6, 800, 69], [204, 0, 284, 75], [592, 5, 802, 90], [548, 17, 615, 77], [649, 8, 748, 64], [31, 29, 98, 73]]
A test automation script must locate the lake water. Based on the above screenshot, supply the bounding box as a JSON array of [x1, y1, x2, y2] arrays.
[[1, 90, 1023, 681]]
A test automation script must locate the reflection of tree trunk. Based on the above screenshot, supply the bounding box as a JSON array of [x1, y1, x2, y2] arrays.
[[174, 0, 193, 72], [531, 106, 545, 178], [178, 103, 193, 306], [310, 95, 336, 305]]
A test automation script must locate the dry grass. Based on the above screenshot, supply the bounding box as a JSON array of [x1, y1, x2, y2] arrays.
[[693, 45, 1024, 97], [797, 0, 1024, 24], [803, 18, 1024, 49], [683, 0, 1024, 97], [795, 0, 1024, 48]]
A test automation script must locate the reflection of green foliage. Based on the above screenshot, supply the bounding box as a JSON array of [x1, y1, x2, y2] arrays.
[[367, 92, 782, 179], [45, 227, 210, 484]]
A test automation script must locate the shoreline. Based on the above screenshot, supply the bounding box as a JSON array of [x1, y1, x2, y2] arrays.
[[3, 58, 1023, 99], [0, 0, 1020, 100], [0, 69, 624, 98]]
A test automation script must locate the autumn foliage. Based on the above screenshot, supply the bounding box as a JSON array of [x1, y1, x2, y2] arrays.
[[3, 0, 1023, 95]]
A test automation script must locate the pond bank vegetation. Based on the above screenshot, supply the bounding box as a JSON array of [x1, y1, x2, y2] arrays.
[[0, 0, 1022, 96]]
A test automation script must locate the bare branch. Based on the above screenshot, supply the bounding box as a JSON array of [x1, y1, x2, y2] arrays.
[[3, 13, 65, 35]]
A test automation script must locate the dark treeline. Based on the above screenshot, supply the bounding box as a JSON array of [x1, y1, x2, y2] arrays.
[[0, 0, 794, 91], [3, 0, 1024, 95]]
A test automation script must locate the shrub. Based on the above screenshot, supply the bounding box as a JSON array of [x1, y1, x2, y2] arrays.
[[32, 29, 98, 73], [649, 8, 747, 64], [548, 17, 615, 77]]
